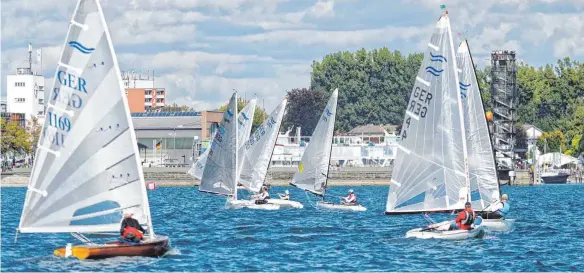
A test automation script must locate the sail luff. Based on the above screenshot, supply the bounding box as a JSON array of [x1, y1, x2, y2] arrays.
[[446, 16, 471, 202], [234, 92, 239, 199]]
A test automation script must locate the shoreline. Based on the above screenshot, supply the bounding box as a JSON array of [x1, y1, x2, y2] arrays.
[[0, 177, 391, 187]]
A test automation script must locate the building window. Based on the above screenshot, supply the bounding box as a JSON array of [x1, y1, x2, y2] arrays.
[[14, 98, 25, 103], [156, 90, 164, 95], [145, 98, 152, 102], [38, 111, 43, 115], [14, 82, 25, 87], [156, 98, 164, 102], [145, 89, 152, 95], [38, 98, 44, 105]]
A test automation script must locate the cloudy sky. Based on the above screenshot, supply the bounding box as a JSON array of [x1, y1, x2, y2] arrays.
[[1, 0, 583, 112]]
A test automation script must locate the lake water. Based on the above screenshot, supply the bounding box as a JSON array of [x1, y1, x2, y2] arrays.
[[2, 185, 583, 272]]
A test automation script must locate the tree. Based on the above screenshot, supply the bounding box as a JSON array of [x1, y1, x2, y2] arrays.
[[536, 130, 566, 153], [282, 88, 328, 136], [26, 117, 42, 159], [310, 48, 423, 132], [218, 98, 268, 132], [1, 119, 32, 156], [514, 125, 528, 149], [153, 103, 194, 112]]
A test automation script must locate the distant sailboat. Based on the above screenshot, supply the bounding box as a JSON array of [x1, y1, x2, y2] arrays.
[[188, 100, 256, 180], [16, 0, 169, 258], [290, 89, 366, 211], [384, 13, 484, 239], [198, 92, 279, 210]]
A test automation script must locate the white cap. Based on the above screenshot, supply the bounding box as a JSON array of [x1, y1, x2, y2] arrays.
[[502, 194, 509, 200], [348, 189, 354, 193], [123, 209, 134, 218], [285, 190, 289, 194]]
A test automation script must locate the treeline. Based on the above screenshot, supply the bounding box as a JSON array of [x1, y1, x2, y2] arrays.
[[282, 48, 584, 157]]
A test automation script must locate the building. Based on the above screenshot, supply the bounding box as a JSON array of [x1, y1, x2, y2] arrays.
[[131, 111, 222, 166], [343, 124, 399, 144], [6, 67, 45, 120], [1, 99, 7, 113], [126, 88, 166, 112], [121, 70, 166, 112]]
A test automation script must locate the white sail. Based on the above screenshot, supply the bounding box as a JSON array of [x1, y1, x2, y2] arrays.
[[457, 40, 500, 210], [386, 15, 470, 214], [18, 0, 153, 235], [238, 99, 287, 192], [291, 89, 338, 196], [199, 93, 238, 196], [188, 99, 256, 180]]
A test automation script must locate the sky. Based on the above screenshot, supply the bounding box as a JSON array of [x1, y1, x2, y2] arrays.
[[1, 0, 583, 113]]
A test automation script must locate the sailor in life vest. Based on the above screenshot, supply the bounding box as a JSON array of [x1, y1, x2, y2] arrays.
[[255, 186, 271, 205], [479, 193, 511, 219], [342, 189, 357, 205], [278, 190, 290, 200], [451, 201, 476, 230], [120, 210, 146, 243]]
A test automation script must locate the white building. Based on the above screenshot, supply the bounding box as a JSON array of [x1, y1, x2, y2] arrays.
[[6, 67, 45, 120]]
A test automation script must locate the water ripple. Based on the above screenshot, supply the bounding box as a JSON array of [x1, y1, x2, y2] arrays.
[[2, 185, 584, 271]]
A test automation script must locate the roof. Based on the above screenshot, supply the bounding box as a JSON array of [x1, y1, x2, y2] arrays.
[[131, 111, 201, 117], [132, 116, 202, 130], [521, 124, 543, 133], [347, 124, 390, 135]]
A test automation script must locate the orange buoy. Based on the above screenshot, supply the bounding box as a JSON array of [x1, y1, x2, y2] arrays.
[[486, 111, 493, 121]]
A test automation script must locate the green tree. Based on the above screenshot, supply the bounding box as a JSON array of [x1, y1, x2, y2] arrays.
[[154, 103, 194, 112], [282, 88, 328, 136], [536, 130, 566, 153], [218, 98, 268, 132], [1, 119, 32, 155], [26, 117, 41, 158]]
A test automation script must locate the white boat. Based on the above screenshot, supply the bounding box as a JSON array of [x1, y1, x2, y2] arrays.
[[290, 89, 367, 212], [385, 13, 483, 239], [481, 218, 515, 232], [198, 92, 282, 211], [188, 100, 256, 180], [406, 223, 486, 240], [16, 0, 169, 259], [267, 198, 304, 209]]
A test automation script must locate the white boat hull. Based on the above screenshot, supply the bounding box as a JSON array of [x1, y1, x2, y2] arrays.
[[225, 199, 280, 210], [406, 224, 486, 240], [267, 199, 304, 208], [316, 201, 367, 211], [482, 219, 515, 232]]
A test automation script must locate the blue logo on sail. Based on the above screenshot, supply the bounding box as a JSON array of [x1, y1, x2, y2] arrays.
[[241, 113, 249, 121], [460, 91, 467, 99], [430, 52, 447, 63], [459, 82, 471, 91], [425, 66, 444, 77], [68, 41, 95, 54], [226, 109, 233, 117]]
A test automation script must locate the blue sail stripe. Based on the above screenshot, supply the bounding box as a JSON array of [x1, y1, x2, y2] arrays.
[[429, 52, 447, 62], [68, 41, 95, 54], [426, 70, 441, 77]]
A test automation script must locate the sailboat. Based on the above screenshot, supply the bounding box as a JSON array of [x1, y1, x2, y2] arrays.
[[457, 40, 515, 232], [198, 92, 279, 210], [188, 100, 256, 180], [290, 89, 366, 211], [16, 0, 169, 259], [384, 13, 484, 239], [238, 99, 303, 209]]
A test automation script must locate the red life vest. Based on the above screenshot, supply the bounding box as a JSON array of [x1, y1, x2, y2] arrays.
[[122, 227, 143, 239]]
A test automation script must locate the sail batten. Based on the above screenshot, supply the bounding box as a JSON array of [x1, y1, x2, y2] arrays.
[[18, 0, 152, 234], [291, 89, 338, 196]]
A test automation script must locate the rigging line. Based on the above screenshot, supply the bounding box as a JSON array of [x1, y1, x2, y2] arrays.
[[394, 167, 445, 203]]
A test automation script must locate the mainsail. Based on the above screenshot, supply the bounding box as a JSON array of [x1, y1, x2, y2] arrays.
[[18, 0, 153, 234], [385, 15, 470, 214], [457, 40, 500, 210], [290, 89, 338, 196], [188, 99, 256, 180], [199, 93, 238, 196], [238, 99, 287, 192]]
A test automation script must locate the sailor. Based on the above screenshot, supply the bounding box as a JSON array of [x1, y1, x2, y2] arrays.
[[493, 194, 510, 218], [120, 211, 146, 243], [255, 186, 270, 205], [342, 189, 357, 205], [451, 201, 475, 230], [278, 190, 290, 200]]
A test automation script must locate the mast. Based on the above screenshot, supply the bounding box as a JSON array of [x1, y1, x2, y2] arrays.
[[446, 15, 471, 202], [322, 128, 335, 201], [466, 40, 503, 199], [234, 91, 239, 200]]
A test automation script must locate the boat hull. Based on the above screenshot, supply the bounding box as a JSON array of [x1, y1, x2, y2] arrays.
[[406, 225, 485, 240], [267, 199, 304, 208], [316, 201, 367, 211], [226, 199, 280, 210], [54, 235, 170, 260], [541, 173, 569, 184], [482, 219, 515, 232]]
